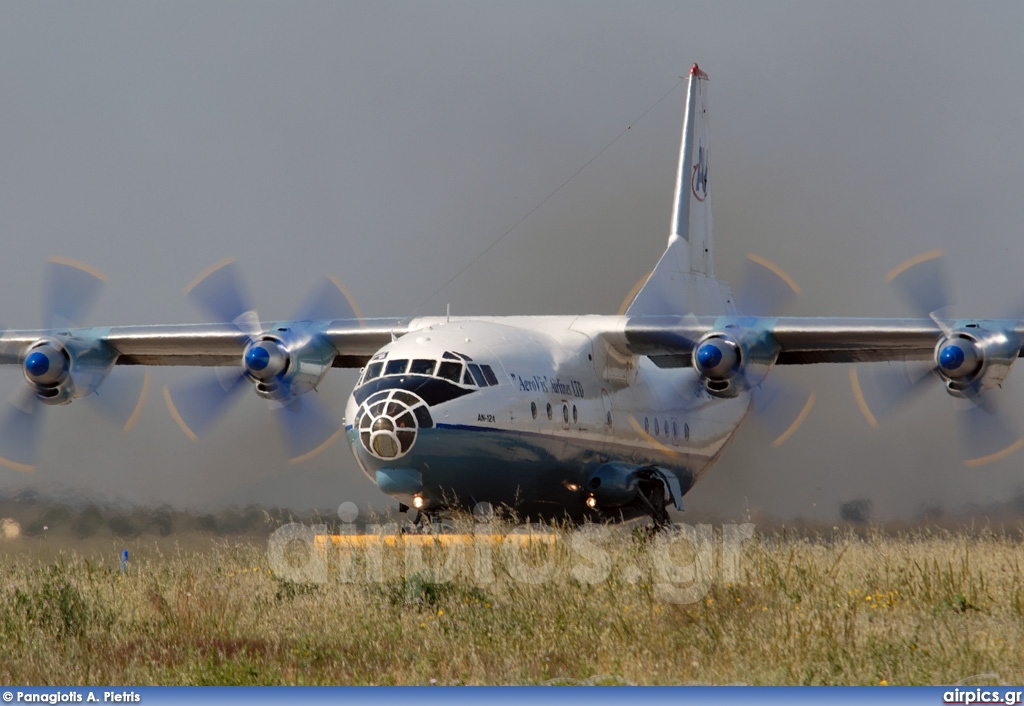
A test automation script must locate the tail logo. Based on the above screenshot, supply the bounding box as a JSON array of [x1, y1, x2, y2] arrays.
[[691, 144, 709, 202]]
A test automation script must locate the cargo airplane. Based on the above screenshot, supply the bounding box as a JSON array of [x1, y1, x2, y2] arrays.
[[1, 65, 1020, 526]]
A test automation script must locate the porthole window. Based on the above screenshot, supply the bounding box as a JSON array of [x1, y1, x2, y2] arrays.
[[672, 419, 678, 438], [684, 423, 690, 441], [546, 403, 552, 421], [531, 402, 537, 419], [663, 420, 668, 437], [572, 405, 578, 424], [654, 419, 660, 436], [606, 411, 612, 426], [562, 405, 569, 424], [644, 417, 649, 433]]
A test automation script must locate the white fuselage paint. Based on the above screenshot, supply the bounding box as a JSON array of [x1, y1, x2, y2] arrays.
[[344, 315, 749, 518]]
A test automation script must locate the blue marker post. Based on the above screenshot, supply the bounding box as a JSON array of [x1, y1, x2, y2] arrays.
[[121, 549, 128, 574]]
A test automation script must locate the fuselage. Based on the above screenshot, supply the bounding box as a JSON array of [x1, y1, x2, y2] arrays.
[[344, 315, 749, 520]]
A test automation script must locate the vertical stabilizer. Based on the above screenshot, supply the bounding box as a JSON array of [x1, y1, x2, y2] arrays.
[[626, 64, 730, 317], [671, 64, 712, 276]]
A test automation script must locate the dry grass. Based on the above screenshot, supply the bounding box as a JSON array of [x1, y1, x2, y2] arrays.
[[1, 523, 1024, 685]]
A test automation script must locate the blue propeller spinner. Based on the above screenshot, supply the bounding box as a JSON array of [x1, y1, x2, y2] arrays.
[[163, 259, 360, 463], [0, 258, 150, 472], [851, 250, 1024, 466]]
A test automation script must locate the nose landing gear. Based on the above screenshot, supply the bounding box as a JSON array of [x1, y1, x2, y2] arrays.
[[398, 502, 449, 534]]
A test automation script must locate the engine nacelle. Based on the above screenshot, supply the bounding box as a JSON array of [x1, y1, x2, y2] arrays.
[[691, 323, 781, 398], [935, 326, 1019, 398], [692, 333, 741, 396], [23, 340, 72, 404], [21, 336, 118, 405], [586, 463, 639, 507], [242, 330, 336, 401]]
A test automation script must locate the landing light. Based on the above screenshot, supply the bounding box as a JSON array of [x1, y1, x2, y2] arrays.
[[586, 496, 598, 509], [413, 496, 425, 509]]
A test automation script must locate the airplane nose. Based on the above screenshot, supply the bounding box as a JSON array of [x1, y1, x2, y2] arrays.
[[355, 389, 433, 460]]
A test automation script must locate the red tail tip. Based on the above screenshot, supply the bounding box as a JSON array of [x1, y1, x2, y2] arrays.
[[690, 64, 709, 79]]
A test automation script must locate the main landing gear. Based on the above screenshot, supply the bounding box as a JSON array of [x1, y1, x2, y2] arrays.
[[635, 476, 671, 529]]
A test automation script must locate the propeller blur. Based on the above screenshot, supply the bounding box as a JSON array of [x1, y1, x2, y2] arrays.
[[1, 65, 1020, 525]]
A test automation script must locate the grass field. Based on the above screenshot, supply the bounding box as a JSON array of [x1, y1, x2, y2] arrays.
[[1, 520, 1023, 685]]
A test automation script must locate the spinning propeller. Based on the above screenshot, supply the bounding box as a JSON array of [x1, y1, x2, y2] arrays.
[[163, 259, 360, 463], [624, 254, 815, 448], [850, 250, 1024, 466], [689, 254, 815, 447], [593, 255, 814, 516], [0, 258, 150, 472]]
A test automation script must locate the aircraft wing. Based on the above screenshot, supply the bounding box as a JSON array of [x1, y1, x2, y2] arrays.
[[0, 316, 411, 470], [622, 315, 963, 365], [0, 318, 408, 368], [618, 313, 1024, 465]]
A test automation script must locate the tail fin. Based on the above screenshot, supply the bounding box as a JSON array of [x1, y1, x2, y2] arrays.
[[671, 64, 713, 276], [626, 65, 731, 317]]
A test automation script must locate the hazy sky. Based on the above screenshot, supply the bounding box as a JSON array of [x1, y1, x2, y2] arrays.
[[1, 2, 1023, 521]]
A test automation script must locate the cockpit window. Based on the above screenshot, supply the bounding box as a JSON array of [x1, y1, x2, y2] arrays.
[[480, 365, 499, 386], [437, 361, 462, 383], [467, 364, 486, 387], [363, 362, 384, 383], [409, 359, 436, 375], [359, 351, 500, 389], [384, 359, 409, 376]]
